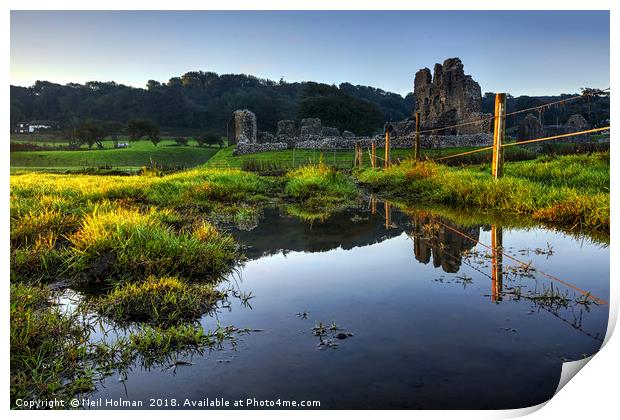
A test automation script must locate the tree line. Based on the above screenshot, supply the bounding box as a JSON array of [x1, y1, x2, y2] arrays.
[[11, 70, 608, 139], [10, 72, 413, 137]]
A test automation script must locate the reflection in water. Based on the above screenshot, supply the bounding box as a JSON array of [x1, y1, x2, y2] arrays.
[[407, 211, 479, 273], [88, 201, 609, 410], [384, 201, 392, 229], [491, 225, 503, 303]]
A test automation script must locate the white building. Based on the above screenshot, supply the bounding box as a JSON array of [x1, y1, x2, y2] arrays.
[[15, 121, 53, 133]]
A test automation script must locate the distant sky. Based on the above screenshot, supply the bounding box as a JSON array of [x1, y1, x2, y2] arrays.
[[10, 10, 609, 97]]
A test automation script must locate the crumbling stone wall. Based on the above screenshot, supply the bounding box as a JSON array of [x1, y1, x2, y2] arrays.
[[234, 142, 288, 155], [413, 57, 487, 134], [299, 118, 322, 137], [517, 114, 544, 142], [543, 114, 590, 141], [257, 130, 275, 144], [232, 109, 492, 155], [231, 110, 257, 145], [565, 114, 589, 132], [282, 133, 491, 152]]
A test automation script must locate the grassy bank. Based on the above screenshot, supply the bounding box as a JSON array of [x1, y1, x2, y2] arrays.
[[10, 161, 361, 284], [10, 167, 275, 285], [205, 142, 605, 171], [355, 152, 609, 231], [10, 284, 96, 405]]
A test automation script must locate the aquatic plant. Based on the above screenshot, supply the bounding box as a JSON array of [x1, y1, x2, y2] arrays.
[[92, 276, 226, 327], [285, 164, 358, 210], [67, 207, 238, 283]]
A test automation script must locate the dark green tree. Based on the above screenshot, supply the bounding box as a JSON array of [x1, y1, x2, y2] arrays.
[[127, 118, 161, 146]]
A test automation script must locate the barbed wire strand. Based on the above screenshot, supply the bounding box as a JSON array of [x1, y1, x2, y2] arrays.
[[435, 220, 608, 305], [432, 126, 610, 162]]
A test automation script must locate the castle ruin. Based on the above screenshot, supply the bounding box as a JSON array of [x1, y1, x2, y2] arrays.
[[231, 57, 595, 155]]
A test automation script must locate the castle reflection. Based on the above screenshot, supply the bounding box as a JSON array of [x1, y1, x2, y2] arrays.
[[230, 200, 503, 301], [407, 210, 480, 273]]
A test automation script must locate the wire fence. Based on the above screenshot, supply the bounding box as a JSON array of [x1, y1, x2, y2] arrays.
[[432, 126, 610, 162], [208, 88, 610, 171]]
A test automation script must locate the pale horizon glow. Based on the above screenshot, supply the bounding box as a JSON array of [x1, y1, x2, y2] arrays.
[[10, 10, 610, 97]]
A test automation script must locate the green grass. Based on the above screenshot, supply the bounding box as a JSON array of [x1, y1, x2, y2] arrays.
[[10, 284, 96, 406], [285, 164, 359, 211], [66, 207, 238, 283], [355, 153, 610, 232], [11, 139, 221, 170], [10, 282, 239, 407], [204, 145, 470, 170], [93, 276, 226, 327], [205, 144, 542, 170], [10, 168, 272, 284]]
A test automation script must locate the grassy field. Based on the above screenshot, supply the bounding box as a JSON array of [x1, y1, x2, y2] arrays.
[[11, 139, 223, 170], [12, 136, 606, 174], [205, 145, 539, 170]]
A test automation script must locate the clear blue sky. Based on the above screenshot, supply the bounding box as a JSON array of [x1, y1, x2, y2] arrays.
[[10, 10, 609, 97]]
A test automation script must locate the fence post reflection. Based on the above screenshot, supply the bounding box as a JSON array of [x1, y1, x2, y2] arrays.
[[491, 225, 503, 302], [384, 202, 391, 230], [370, 193, 377, 215]]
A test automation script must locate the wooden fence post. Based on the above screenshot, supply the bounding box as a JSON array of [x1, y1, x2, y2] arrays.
[[371, 141, 377, 168], [384, 124, 392, 168], [492, 93, 506, 179], [414, 111, 421, 161]]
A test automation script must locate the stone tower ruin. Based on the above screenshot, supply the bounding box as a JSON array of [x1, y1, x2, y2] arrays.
[[413, 58, 485, 134], [230, 109, 257, 145]]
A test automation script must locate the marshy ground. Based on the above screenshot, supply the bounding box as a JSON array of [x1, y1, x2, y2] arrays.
[[10, 146, 610, 409]]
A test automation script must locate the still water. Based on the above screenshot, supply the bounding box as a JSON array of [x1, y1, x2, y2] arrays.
[[90, 203, 609, 409]]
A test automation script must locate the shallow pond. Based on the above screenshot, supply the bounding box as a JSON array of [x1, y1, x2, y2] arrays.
[[88, 202, 609, 409]]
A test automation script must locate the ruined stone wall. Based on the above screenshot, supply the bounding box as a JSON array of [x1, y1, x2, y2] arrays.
[[231, 110, 257, 145], [292, 133, 492, 151], [232, 109, 492, 155], [517, 114, 544, 142], [543, 114, 591, 142], [234, 142, 288, 155], [413, 58, 486, 134]]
